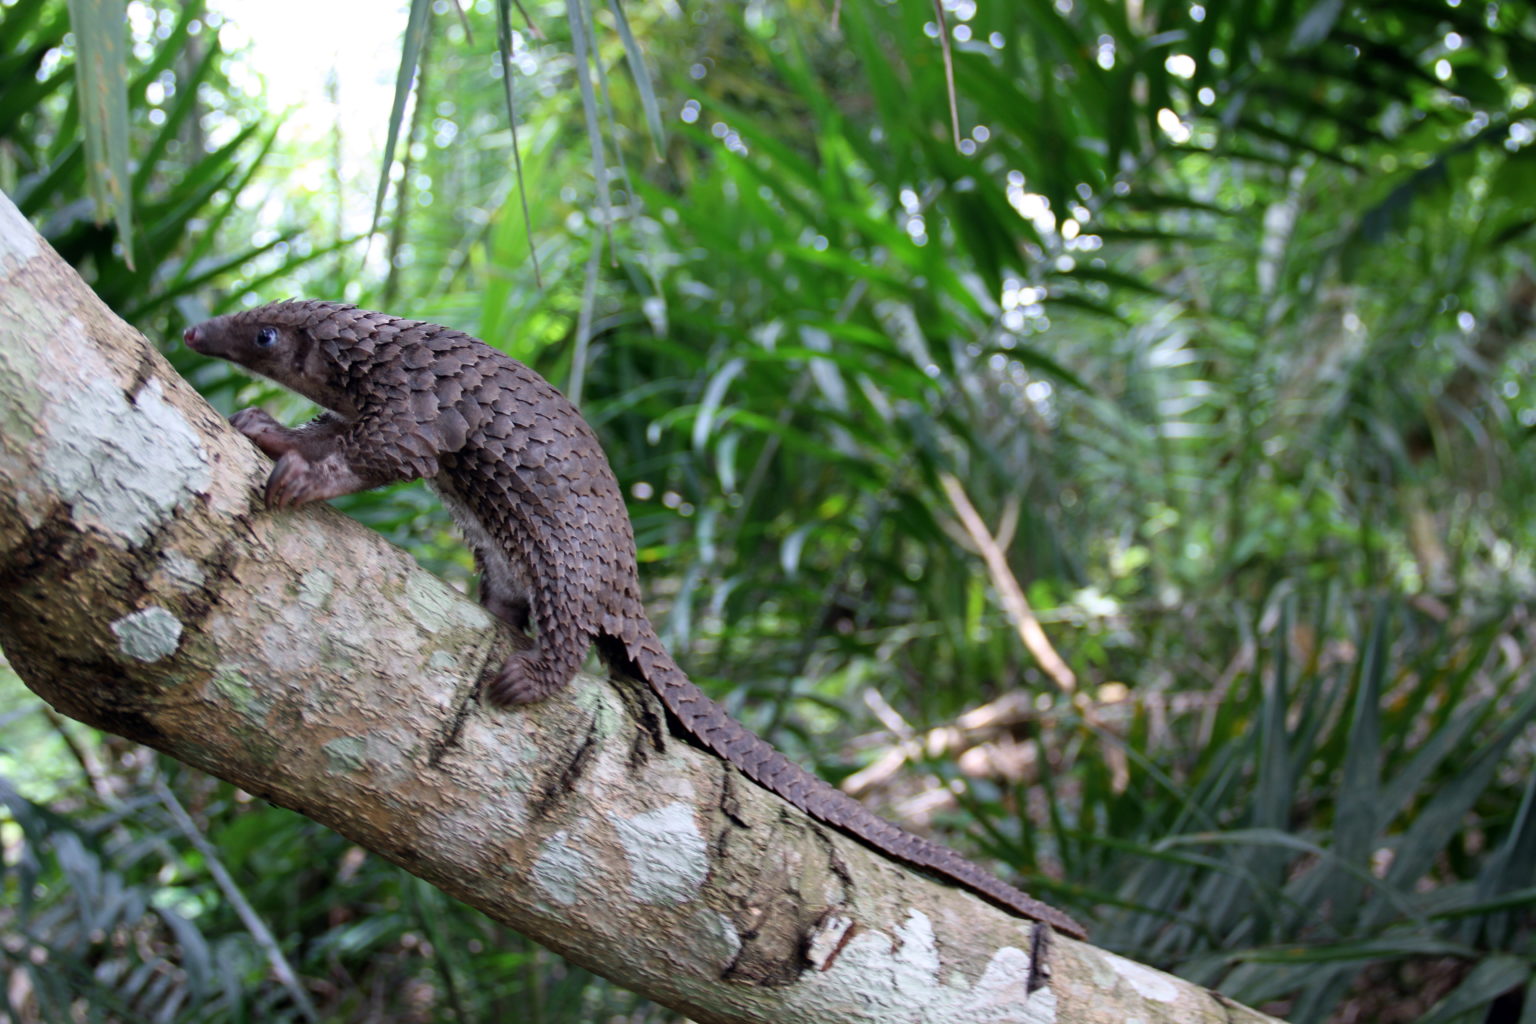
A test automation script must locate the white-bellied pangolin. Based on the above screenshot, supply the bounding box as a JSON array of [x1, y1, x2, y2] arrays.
[[183, 299, 1086, 939]]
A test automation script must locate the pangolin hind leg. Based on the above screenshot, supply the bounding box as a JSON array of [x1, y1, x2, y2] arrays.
[[471, 534, 593, 705]]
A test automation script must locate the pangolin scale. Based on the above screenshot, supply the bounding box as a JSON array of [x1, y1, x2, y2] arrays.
[[183, 299, 1086, 939]]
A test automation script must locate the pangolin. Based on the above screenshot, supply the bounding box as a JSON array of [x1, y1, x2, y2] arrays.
[[183, 299, 1086, 939]]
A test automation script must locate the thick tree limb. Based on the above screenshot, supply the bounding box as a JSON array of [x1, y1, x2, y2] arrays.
[[0, 190, 1284, 1024]]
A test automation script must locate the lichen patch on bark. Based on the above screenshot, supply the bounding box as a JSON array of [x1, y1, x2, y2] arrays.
[[970, 946, 1055, 1017], [111, 605, 183, 662], [0, 196, 39, 265], [0, 316, 46, 473], [612, 802, 710, 905], [532, 829, 595, 906], [297, 568, 335, 608], [322, 735, 370, 773], [207, 664, 267, 719], [790, 910, 1055, 1023], [158, 549, 206, 590], [38, 364, 210, 546], [1102, 949, 1180, 1002], [406, 568, 494, 634]]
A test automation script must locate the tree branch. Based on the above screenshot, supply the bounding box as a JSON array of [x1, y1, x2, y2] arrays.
[[0, 189, 1284, 1023]]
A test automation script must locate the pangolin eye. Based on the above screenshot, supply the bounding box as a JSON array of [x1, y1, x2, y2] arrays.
[[255, 326, 279, 348]]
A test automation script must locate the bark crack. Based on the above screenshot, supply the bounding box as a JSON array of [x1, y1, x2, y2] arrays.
[[531, 709, 600, 819], [1026, 922, 1052, 994]]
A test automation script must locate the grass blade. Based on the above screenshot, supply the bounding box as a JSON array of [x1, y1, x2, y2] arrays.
[[1330, 604, 1388, 929], [371, 0, 432, 238], [565, 0, 613, 253], [495, 0, 542, 285], [606, 0, 663, 157], [64, 0, 134, 267]]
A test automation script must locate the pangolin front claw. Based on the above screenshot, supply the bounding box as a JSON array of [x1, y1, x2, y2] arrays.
[[265, 451, 318, 509]]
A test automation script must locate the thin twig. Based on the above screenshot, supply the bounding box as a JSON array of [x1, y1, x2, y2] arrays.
[[567, 235, 603, 406], [449, 0, 473, 43], [42, 708, 113, 800], [152, 775, 320, 1023], [931, 0, 962, 149], [940, 473, 1076, 693], [939, 473, 1129, 790], [498, 0, 544, 288], [512, 0, 544, 39]]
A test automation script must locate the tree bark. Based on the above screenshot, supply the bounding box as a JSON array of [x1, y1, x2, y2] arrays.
[[0, 189, 1285, 1024]]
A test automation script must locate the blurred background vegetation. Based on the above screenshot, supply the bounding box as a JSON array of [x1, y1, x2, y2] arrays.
[[3, 0, 1536, 1020]]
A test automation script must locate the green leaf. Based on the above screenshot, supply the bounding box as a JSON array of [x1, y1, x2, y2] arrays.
[[1289, 0, 1345, 51], [64, 0, 134, 267], [565, 0, 613, 252], [1415, 955, 1531, 1024], [1374, 687, 1536, 927], [372, 0, 433, 237], [1329, 605, 1387, 928], [607, 0, 663, 157]]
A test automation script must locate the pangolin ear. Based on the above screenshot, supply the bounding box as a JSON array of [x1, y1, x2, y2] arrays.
[[299, 331, 330, 378]]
